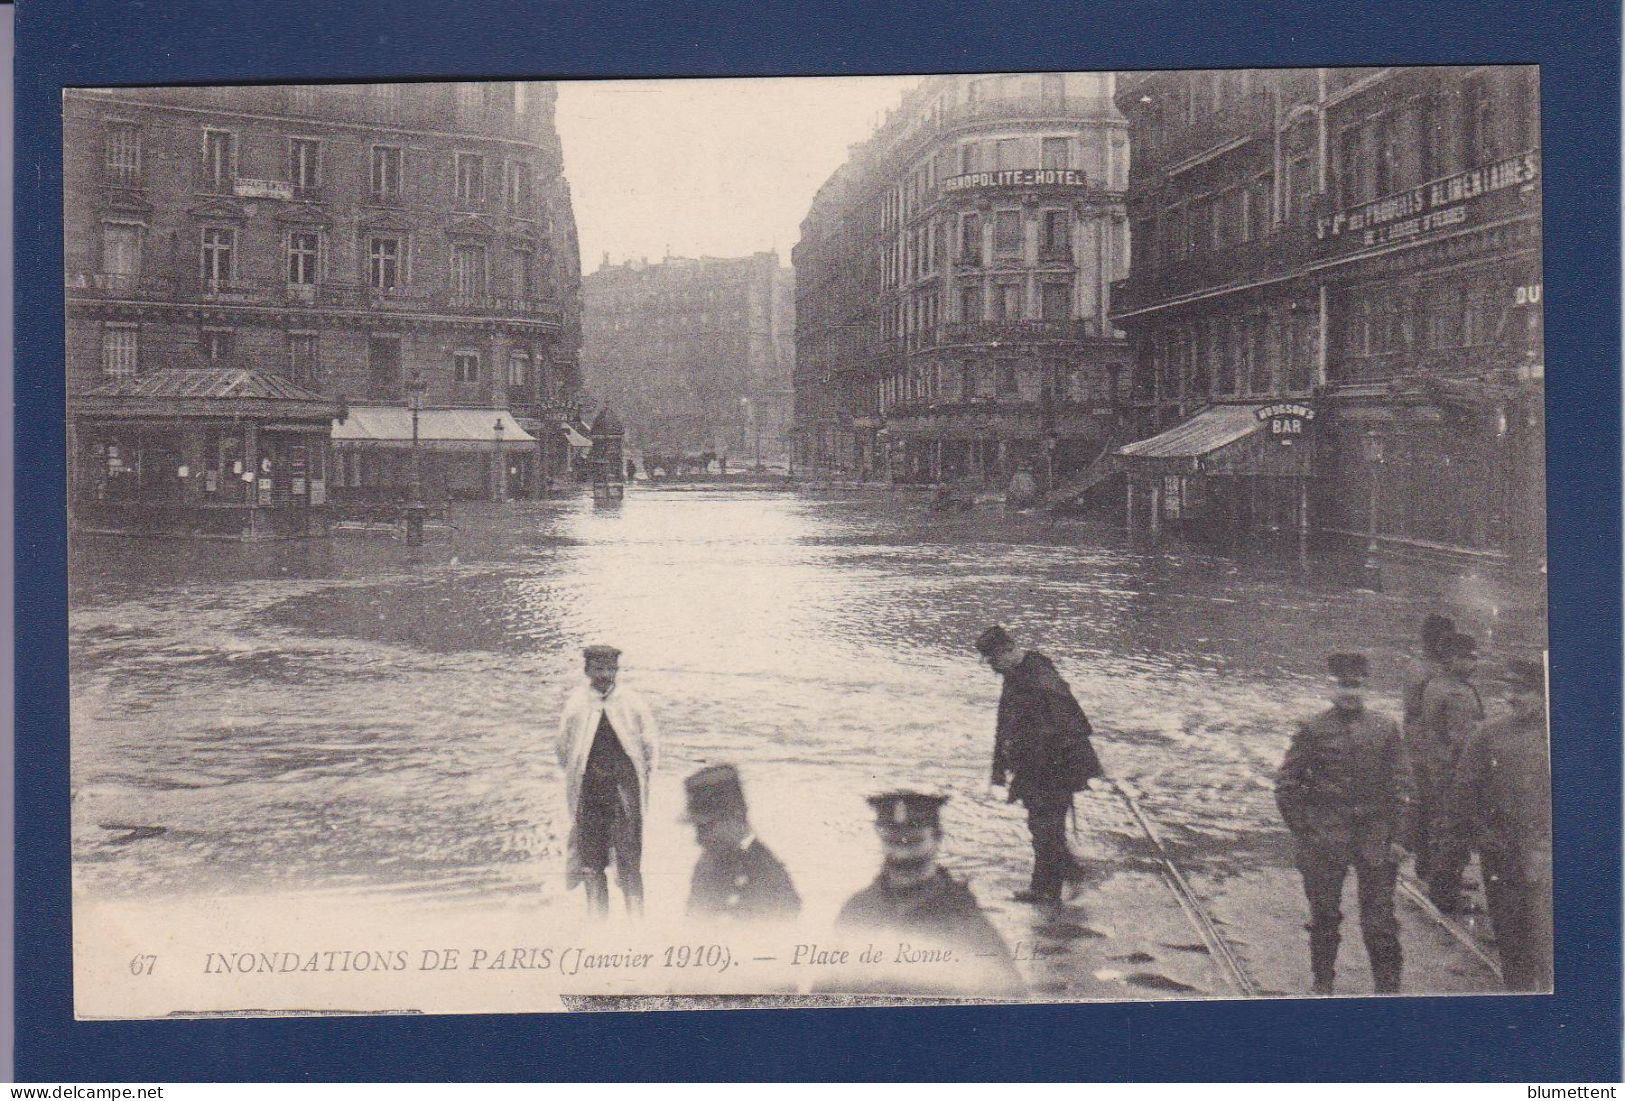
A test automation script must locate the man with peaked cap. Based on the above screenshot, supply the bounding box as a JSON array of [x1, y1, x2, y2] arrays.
[[975, 625, 1104, 904], [556, 644, 661, 918], [833, 791, 1024, 996], [683, 764, 800, 921], [1402, 614, 1455, 872], [1443, 657, 1553, 991], [1414, 631, 1486, 911], [1276, 652, 1415, 995]]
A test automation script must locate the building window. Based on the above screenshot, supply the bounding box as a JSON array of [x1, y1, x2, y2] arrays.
[[993, 282, 1022, 321], [511, 247, 536, 299], [507, 161, 532, 211], [1041, 73, 1066, 108], [201, 329, 234, 362], [961, 283, 982, 322], [514, 83, 529, 115], [1286, 153, 1314, 221], [201, 128, 235, 192], [200, 227, 235, 286], [101, 222, 141, 278], [1244, 175, 1272, 241], [455, 153, 485, 205], [287, 332, 319, 386], [288, 231, 320, 285], [997, 360, 1019, 395], [288, 138, 321, 194], [105, 124, 141, 186], [1041, 137, 1070, 170], [1041, 282, 1070, 322], [994, 210, 1022, 257], [961, 142, 980, 174], [101, 325, 137, 379], [368, 235, 402, 290], [995, 138, 1020, 172], [1040, 210, 1070, 258], [371, 146, 403, 200], [451, 243, 488, 299], [507, 352, 531, 389], [960, 212, 981, 264], [1336, 126, 1366, 206], [454, 351, 480, 384], [457, 83, 484, 111]]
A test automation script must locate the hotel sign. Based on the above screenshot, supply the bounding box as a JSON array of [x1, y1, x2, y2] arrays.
[[1315, 151, 1539, 257], [943, 168, 1091, 193]]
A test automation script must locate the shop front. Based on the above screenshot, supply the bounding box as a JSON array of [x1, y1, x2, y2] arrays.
[[1117, 401, 1317, 541], [71, 368, 339, 540], [330, 406, 538, 505]]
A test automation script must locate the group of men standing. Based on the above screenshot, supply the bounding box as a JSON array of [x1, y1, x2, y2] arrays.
[[553, 615, 1551, 1001], [1275, 616, 1552, 995]]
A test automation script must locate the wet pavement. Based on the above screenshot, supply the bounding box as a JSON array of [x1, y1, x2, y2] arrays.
[[70, 486, 1544, 1003]]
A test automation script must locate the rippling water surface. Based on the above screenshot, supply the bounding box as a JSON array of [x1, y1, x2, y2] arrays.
[[70, 488, 1544, 997]]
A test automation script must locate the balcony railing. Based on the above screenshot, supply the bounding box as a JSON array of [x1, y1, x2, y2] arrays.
[[940, 94, 1116, 129], [1110, 220, 1315, 314], [942, 319, 1107, 344], [1136, 91, 1275, 176]]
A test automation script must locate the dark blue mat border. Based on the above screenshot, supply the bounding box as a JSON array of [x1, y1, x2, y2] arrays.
[[14, 0, 1621, 1082]]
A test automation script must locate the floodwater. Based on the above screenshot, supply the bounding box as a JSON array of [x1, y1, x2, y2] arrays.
[[69, 487, 1547, 1003]]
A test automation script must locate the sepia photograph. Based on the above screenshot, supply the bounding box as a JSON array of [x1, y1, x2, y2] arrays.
[[62, 67, 1548, 1019]]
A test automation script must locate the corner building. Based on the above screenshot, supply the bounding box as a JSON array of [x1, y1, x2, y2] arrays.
[[794, 73, 1132, 484], [64, 82, 583, 536], [1112, 67, 1542, 566]]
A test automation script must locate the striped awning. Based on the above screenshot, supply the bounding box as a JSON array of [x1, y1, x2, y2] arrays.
[[1117, 404, 1265, 462]]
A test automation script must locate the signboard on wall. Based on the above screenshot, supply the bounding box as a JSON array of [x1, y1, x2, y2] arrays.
[[943, 168, 1091, 193], [1255, 402, 1316, 445], [1314, 151, 1540, 257]]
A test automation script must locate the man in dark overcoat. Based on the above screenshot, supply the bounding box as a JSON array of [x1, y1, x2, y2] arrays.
[[1443, 658, 1553, 992], [683, 763, 801, 922], [975, 625, 1104, 904], [1414, 631, 1486, 910], [1276, 652, 1415, 995], [833, 791, 1024, 996]]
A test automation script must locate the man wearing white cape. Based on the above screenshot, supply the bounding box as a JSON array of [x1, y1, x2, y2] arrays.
[[556, 644, 661, 917]]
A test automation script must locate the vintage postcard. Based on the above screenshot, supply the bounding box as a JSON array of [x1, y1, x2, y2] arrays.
[[65, 67, 1547, 1018]]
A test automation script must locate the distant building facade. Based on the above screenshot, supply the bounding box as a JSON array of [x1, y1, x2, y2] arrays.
[[580, 252, 794, 467], [1111, 67, 1542, 565], [794, 73, 1132, 485], [64, 81, 583, 535]]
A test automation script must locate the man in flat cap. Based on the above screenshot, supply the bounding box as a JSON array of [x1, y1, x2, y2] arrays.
[[833, 791, 1024, 996], [975, 625, 1104, 904], [1414, 631, 1485, 911], [556, 644, 661, 918], [1276, 652, 1415, 995], [684, 764, 800, 922], [1443, 657, 1552, 991]]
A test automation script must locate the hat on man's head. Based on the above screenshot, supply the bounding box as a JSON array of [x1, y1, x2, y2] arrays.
[[867, 790, 948, 831], [582, 644, 622, 662], [1506, 657, 1546, 695], [1421, 613, 1456, 655], [974, 625, 1015, 656], [683, 764, 748, 823], [1327, 652, 1369, 680], [1441, 632, 1479, 661]]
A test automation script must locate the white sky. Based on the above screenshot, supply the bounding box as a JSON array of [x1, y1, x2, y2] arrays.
[[556, 75, 921, 273]]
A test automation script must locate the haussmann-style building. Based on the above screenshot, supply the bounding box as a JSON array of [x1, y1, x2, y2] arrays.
[[64, 80, 583, 538], [579, 252, 795, 471], [793, 72, 1133, 487], [1110, 66, 1542, 570]]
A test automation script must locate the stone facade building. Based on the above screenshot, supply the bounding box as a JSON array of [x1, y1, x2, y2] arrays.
[[580, 252, 794, 468], [64, 81, 583, 534], [793, 73, 1132, 486], [1112, 67, 1542, 566]]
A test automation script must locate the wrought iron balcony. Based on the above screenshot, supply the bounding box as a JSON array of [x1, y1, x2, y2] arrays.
[[942, 318, 1106, 344]]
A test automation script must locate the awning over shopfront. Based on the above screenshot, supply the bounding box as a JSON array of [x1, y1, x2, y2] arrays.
[[333, 406, 537, 451], [77, 367, 340, 422], [562, 422, 592, 448], [1116, 403, 1312, 477]]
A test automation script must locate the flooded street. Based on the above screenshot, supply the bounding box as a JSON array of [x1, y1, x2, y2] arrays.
[[70, 487, 1545, 1004]]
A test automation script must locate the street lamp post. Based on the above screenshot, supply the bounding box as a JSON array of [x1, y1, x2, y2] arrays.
[[1361, 429, 1384, 591], [403, 372, 428, 546], [492, 417, 506, 503]]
